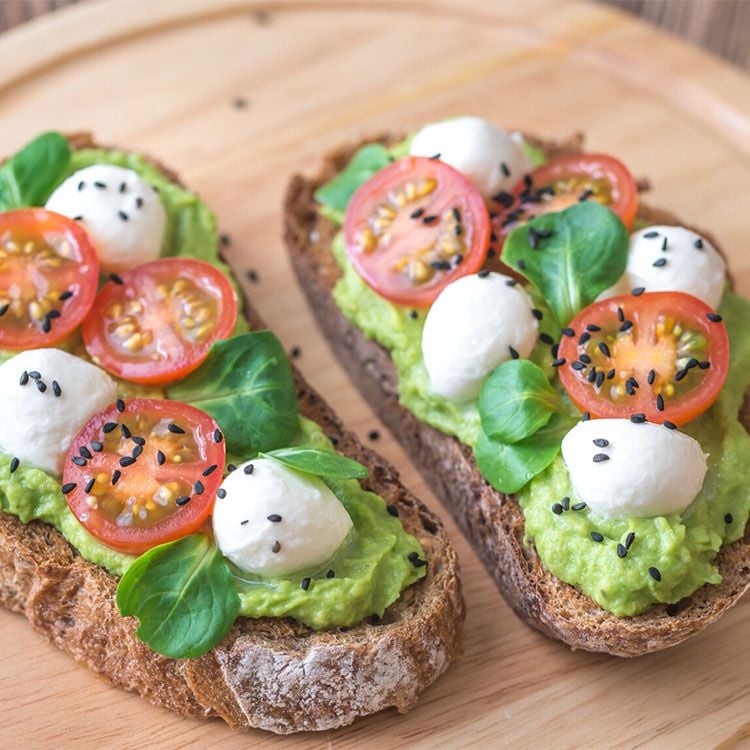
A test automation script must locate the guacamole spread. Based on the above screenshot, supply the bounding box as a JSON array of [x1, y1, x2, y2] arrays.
[[0, 142, 425, 631], [330, 221, 750, 616]]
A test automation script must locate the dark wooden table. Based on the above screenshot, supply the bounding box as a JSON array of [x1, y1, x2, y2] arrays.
[[3, 0, 749, 72]]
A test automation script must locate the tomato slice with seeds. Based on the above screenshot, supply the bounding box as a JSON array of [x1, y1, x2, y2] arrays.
[[558, 292, 729, 426], [83, 257, 237, 385], [63, 398, 226, 555], [344, 156, 490, 307], [0, 209, 99, 350], [490, 154, 638, 256]]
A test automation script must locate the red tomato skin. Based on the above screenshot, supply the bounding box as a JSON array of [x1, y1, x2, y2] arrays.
[[83, 257, 237, 385], [558, 292, 729, 426], [0, 209, 99, 350], [344, 156, 490, 308], [62, 398, 226, 555]]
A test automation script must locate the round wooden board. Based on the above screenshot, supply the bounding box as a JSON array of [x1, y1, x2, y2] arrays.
[[0, 1, 749, 747]]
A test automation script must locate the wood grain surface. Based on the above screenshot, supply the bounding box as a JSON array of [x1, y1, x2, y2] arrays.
[[0, 1, 749, 748]]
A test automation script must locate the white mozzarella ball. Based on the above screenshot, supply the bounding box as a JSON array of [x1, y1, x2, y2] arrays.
[[561, 419, 708, 519], [212, 458, 353, 577], [422, 272, 539, 402], [409, 116, 531, 197], [46, 165, 166, 273], [0, 349, 116, 476], [601, 226, 726, 308]]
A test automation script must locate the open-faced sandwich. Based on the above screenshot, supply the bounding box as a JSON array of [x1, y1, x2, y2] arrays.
[[285, 116, 750, 657], [0, 131, 464, 733]]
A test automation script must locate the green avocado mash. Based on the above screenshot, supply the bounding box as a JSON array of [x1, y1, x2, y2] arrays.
[[0, 140, 425, 631], [328, 186, 750, 616]]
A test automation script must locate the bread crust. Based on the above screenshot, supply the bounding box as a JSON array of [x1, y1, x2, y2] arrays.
[[283, 133, 750, 657], [0, 133, 465, 733]]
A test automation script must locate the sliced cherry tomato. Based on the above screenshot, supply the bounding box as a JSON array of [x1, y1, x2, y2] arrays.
[[63, 398, 226, 554], [83, 257, 237, 385], [490, 154, 638, 257], [557, 292, 729, 426], [0, 209, 99, 350], [344, 156, 490, 307]]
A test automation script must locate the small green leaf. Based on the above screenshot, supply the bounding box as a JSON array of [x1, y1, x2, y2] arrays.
[[314, 143, 392, 216], [474, 413, 577, 494], [263, 446, 369, 480], [116, 534, 239, 659], [0, 132, 71, 210], [167, 331, 298, 455], [502, 202, 629, 326], [479, 359, 561, 444]]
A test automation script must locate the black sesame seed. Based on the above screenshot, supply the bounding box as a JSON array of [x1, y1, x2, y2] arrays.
[[528, 227, 541, 250], [579, 332, 591, 346], [227, 464, 237, 473], [619, 320, 633, 332], [46, 309, 60, 321], [431, 260, 451, 271], [625, 380, 635, 396], [73, 215, 83, 222], [409, 207, 424, 219], [617, 543, 627, 558], [202, 464, 218, 476], [707, 312, 722, 323], [648, 567, 661, 582], [509, 346, 520, 360], [552, 503, 563, 515], [0, 303, 8, 317], [271, 540, 281, 553], [523, 175, 533, 189], [193, 480, 204, 495], [84, 476, 95, 494], [120, 423, 132, 439], [625, 531, 635, 549], [675, 368, 688, 382], [571, 361, 586, 371], [661, 237, 668, 252], [572, 502, 587, 511], [422, 215, 438, 225], [115, 398, 125, 412], [72, 456, 87, 467], [91, 441, 103, 452], [19, 371, 29, 386], [9, 457, 19, 474], [176, 495, 191, 506], [301, 577, 311, 590], [647, 369, 656, 385], [216, 488, 227, 499], [501, 162, 511, 177], [387, 504, 399, 517], [79, 446, 92, 459], [582, 412, 591, 421], [157, 450, 166, 465], [597, 342, 611, 358], [517, 259, 526, 271], [368, 430, 380, 441], [587, 367, 597, 383], [505, 278, 518, 287], [119, 456, 135, 467], [410, 310, 419, 320], [411, 557, 427, 568], [246, 269, 259, 283], [52, 380, 61, 397], [111, 470, 121, 485], [94, 181, 107, 189], [586, 324, 601, 332], [656, 394, 665, 411], [617, 306, 625, 322], [267, 514, 282, 523], [540, 332, 555, 345], [560, 327, 574, 337], [725, 513, 733, 524], [62, 482, 77, 494], [110, 274, 124, 285], [167, 423, 185, 434], [591, 531, 604, 543], [652, 258, 667, 268], [663, 421, 677, 430], [213, 429, 223, 443], [630, 413, 647, 423], [531, 308, 543, 320], [103, 421, 118, 433], [562, 496, 570, 511], [135, 197, 144, 209], [643, 230, 659, 239], [42, 319, 52, 333], [580, 353, 592, 364], [119, 182, 127, 193], [131, 435, 145, 446], [628, 376, 640, 389], [59, 289, 74, 301], [693, 237, 704, 249], [685, 358, 699, 370], [240, 519, 249, 526], [593, 438, 609, 447], [699, 360, 711, 370], [593, 453, 610, 462], [493, 190, 514, 208], [37, 379, 48, 393], [429, 153, 441, 160], [632, 287, 646, 296], [326, 569, 335, 578], [478, 270, 490, 278], [579, 188, 594, 202], [607, 368, 615, 379], [551, 358, 566, 367]]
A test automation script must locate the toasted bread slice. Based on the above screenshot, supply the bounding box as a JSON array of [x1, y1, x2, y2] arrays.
[[0, 134, 464, 733], [283, 133, 750, 657]]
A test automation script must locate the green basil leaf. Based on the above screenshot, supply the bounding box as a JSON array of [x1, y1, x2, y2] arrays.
[[263, 446, 368, 479], [0, 132, 71, 210], [479, 359, 561, 444], [474, 413, 577, 494], [116, 534, 239, 659], [314, 143, 392, 215], [167, 331, 298, 454], [502, 202, 629, 326]]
